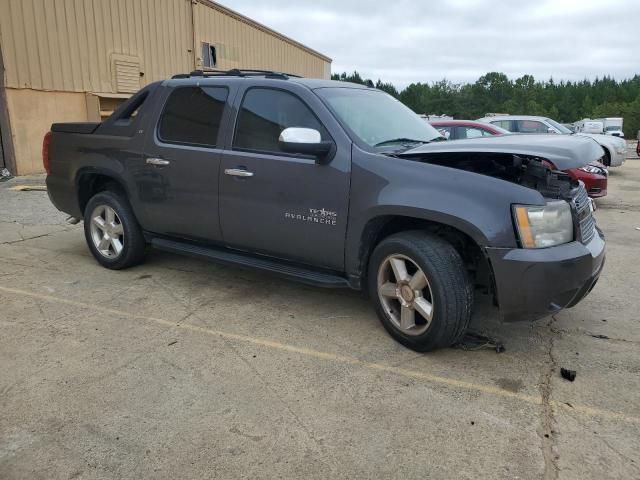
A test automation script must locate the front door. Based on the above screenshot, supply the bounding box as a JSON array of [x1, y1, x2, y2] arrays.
[[219, 86, 351, 270], [138, 85, 231, 242]]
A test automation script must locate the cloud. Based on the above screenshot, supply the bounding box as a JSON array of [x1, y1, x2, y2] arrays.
[[222, 0, 638, 88]]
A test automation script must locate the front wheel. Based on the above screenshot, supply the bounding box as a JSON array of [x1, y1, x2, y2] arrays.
[[83, 190, 146, 270], [368, 231, 473, 352]]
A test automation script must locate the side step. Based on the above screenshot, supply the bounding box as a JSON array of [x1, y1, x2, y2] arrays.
[[151, 238, 350, 289]]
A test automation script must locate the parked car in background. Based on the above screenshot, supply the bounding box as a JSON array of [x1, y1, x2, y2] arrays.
[[431, 120, 608, 198], [429, 120, 510, 140], [477, 115, 626, 167], [574, 119, 604, 134], [594, 117, 624, 138]]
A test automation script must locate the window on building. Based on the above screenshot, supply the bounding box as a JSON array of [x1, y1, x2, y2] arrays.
[[158, 87, 228, 147], [201, 42, 217, 68], [233, 88, 329, 155]]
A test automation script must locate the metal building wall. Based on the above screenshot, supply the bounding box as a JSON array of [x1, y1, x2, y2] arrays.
[[0, 0, 331, 94], [193, 1, 331, 78], [0, 0, 195, 92]]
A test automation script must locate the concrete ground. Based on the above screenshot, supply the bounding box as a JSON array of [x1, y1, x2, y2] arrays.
[[1, 164, 639, 480]]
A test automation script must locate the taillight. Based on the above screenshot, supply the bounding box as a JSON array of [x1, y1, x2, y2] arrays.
[[42, 131, 52, 174]]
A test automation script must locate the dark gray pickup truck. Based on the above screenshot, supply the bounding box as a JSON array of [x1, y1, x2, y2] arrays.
[[44, 70, 605, 351]]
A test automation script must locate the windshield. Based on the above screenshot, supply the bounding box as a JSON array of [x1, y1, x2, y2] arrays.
[[605, 125, 621, 131], [315, 87, 443, 147], [545, 118, 573, 134]]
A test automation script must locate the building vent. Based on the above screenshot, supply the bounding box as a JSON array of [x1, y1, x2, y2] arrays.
[[111, 54, 141, 93]]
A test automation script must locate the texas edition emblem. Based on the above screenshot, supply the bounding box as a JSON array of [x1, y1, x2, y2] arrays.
[[284, 208, 337, 226]]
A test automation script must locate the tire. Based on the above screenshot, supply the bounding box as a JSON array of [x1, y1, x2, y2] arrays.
[[602, 147, 611, 167], [83, 190, 146, 270], [367, 231, 473, 352]]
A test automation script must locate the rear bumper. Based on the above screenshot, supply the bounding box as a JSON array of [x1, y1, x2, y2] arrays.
[[486, 230, 605, 322]]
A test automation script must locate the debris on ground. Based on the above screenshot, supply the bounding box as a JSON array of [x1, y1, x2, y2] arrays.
[[588, 333, 610, 339], [560, 368, 576, 382], [0, 168, 13, 182], [453, 331, 505, 353], [8, 185, 47, 191], [167, 340, 178, 346]]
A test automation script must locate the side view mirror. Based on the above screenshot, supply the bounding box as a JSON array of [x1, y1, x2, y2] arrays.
[[547, 127, 557, 134], [278, 127, 334, 163]]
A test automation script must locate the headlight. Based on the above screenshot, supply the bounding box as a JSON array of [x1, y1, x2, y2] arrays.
[[513, 201, 573, 248], [579, 164, 605, 175]]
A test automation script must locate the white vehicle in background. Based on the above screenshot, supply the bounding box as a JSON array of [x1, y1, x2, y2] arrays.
[[594, 117, 624, 138], [575, 119, 604, 134], [476, 115, 626, 167]]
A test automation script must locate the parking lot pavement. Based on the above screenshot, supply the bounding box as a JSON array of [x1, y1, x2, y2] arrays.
[[1, 168, 639, 480]]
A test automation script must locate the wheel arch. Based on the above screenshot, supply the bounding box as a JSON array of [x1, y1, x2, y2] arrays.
[[600, 145, 611, 166], [352, 214, 495, 295], [76, 168, 130, 217]]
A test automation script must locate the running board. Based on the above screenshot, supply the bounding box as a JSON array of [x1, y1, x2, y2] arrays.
[[151, 238, 350, 288]]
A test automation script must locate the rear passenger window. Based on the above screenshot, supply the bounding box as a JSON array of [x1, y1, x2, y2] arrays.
[[158, 86, 228, 147], [516, 120, 548, 133], [491, 120, 511, 131], [233, 88, 329, 154], [463, 127, 490, 139]]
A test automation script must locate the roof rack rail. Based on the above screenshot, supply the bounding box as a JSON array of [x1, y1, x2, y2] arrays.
[[171, 69, 301, 80]]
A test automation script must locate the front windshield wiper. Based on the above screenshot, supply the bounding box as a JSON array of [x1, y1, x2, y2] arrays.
[[374, 138, 430, 147]]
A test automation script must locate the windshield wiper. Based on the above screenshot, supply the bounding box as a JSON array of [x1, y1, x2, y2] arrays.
[[374, 138, 430, 147]]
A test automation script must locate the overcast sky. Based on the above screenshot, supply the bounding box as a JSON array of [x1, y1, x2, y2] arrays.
[[225, 0, 637, 89]]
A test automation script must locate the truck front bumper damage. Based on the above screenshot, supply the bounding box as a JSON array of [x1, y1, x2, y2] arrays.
[[486, 230, 605, 322]]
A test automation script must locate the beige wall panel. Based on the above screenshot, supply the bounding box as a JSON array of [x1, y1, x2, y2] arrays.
[[5, 88, 86, 174], [0, 0, 194, 92], [193, 2, 330, 78]]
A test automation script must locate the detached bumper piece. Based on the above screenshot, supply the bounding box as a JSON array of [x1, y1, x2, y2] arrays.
[[486, 230, 605, 322]]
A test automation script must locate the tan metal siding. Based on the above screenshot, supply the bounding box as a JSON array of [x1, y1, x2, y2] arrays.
[[193, 2, 329, 78], [0, 0, 331, 92], [0, 0, 194, 92]]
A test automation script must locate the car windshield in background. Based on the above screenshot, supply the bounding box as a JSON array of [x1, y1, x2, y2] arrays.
[[546, 118, 573, 134], [315, 88, 443, 148], [605, 126, 620, 131]]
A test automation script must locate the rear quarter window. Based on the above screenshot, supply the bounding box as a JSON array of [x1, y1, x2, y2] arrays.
[[158, 86, 228, 147]]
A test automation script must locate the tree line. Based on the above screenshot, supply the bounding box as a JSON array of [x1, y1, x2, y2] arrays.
[[331, 71, 640, 138]]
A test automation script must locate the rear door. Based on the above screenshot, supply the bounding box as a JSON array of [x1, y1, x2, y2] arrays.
[[218, 85, 351, 270], [138, 84, 233, 241]]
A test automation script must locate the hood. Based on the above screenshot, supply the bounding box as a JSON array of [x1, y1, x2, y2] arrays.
[[400, 134, 603, 170]]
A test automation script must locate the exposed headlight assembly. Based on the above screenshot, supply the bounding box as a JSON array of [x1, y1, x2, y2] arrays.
[[579, 164, 606, 175], [513, 201, 573, 248]]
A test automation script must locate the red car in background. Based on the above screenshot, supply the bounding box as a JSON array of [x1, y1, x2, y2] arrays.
[[430, 120, 608, 198]]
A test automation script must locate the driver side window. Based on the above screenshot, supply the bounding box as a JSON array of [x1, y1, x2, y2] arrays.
[[233, 88, 329, 155]]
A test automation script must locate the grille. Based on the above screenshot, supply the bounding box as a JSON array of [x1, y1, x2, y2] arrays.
[[574, 185, 595, 244]]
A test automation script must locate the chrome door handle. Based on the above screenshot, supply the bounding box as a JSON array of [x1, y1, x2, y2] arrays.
[[146, 157, 170, 166], [224, 168, 254, 177]]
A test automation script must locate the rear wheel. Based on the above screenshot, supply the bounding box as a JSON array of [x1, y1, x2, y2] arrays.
[[368, 231, 473, 352], [83, 191, 146, 269]]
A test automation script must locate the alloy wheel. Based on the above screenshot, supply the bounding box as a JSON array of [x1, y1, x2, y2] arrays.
[[377, 254, 434, 336], [89, 205, 125, 259]]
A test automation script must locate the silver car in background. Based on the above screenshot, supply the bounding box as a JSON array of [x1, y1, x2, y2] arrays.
[[477, 115, 626, 167]]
